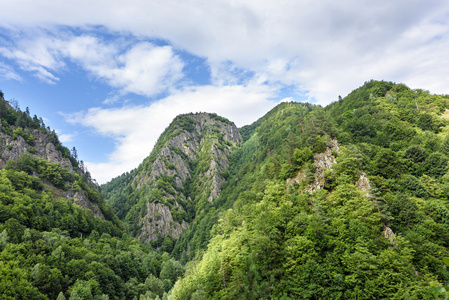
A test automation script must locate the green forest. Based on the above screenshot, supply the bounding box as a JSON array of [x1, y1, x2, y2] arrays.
[[2, 80, 449, 299]]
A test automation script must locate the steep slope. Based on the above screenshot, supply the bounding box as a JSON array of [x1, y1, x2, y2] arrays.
[[170, 82, 449, 299], [0, 95, 123, 234], [0, 92, 187, 300], [0, 99, 111, 220], [102, 113, 242, 246], [171, 101, 334, 261]]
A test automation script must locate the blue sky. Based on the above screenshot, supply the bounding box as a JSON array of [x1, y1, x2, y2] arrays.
[[0, 0, 449, 183]]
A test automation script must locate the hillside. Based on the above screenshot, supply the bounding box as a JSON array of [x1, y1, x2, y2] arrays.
[[0, 94, 184, 299], [3, 80, 449, 299], [169, 81, 449, 299]]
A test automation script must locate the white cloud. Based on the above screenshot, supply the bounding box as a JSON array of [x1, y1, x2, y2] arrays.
[[67, 84, 276, 183], [98, 43, 184, 96], [58, 133, 74, 143], [0, 36, 64, 83], [0, 62, 22, 81], [2, 0, 449, 103], [0, 33, 184, 96], [2, 0, 449, 182]]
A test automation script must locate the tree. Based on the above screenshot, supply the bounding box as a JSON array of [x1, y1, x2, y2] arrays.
[[71, 147, 78, 161], [3, 218, 25, 243], [425, 152, 448, 178], [368, 186, 393, 225], [0, 230, 8, 250], [9, 98, 19, 110], [400, 175, 429, 199], [52, 245, 65, 264], [417, 113, 437, 132], [372, 148, 401, 179]]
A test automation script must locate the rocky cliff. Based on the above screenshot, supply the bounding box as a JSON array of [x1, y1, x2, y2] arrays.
[[0, 128, 73, 171], [104, 113, 242, 243], [0, 99, 104, 219]]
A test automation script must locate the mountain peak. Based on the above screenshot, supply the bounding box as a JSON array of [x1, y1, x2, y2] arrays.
[[103, 112, 242, 243]]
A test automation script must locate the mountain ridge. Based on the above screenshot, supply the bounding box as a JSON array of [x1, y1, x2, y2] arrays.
[[102, 112, 242, 247], [3, 80, 449, 298]]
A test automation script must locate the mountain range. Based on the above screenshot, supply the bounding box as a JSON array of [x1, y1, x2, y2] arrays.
[[1, 80, 449, 299]]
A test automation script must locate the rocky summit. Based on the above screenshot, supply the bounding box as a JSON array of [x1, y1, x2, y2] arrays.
[[102, 112, 242, 243]]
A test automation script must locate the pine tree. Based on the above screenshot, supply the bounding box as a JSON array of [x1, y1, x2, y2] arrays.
[[368, 185, 393, 226]]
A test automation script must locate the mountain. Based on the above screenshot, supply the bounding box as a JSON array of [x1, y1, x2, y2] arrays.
[[102, 113, 241, 248], [0, 97, 123, 232], [0, 95, 182, 299], [169, 81, 449, 298], [3, 80, 449, 299]]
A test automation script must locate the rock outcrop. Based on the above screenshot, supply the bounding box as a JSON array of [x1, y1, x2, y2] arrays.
[[139, 203, 189, 241], [64, 189, 105, 220], [111, 113, 242, 242], [0, 125, 103, 218], [287, 139, 340, 192], [0, 129, 72, 170], [308, 139, 340, 192]]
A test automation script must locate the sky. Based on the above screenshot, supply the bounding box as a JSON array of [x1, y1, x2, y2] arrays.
[[0, 0, 449, 184]]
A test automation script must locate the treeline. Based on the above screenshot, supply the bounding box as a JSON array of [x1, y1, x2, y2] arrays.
[[170, 82, 449, 299], [0, 226, 184, 299], [0, 103, 184, 299], [1, 153, 123, 234]]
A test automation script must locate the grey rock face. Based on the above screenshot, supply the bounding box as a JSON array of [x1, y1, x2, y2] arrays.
[[308, 139, 340, 192], [0, 129, 73, 171], [65, 189, 105, 220], [0, 127, 102, 218], [139, 202, 189, 241], [287, 139, 371, 196], [0, 135, 29, 165], [133, 113, 242, 242], [287, 139, 340, 192], [355, 172, 371, 196]]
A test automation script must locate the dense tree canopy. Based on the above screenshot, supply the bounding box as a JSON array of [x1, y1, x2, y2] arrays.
[[3, 81, 449, 299]]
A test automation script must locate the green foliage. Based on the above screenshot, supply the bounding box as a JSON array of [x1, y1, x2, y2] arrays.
[[400, 175, 429, 199], [425, 152, 449, 179], [334, 147, 361, 183], [12, 127, 35, 146], [6, 81, 449, 299], [292, 147, 313, 169], [0, 155, 123, 237], [0, 225, 183, 299], [169, 81, 449, 299], [372, 148, 402, 178]]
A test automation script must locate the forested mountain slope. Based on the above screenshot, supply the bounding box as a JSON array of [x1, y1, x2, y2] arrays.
[[3, 80, 449, 299], [0, 94, 185, 299], [170, 81, 449, 299]]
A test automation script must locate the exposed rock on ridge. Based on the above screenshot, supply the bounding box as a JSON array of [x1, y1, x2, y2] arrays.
[[126, 113, 242, 242], [0, 129, 73, 171], [288, 139, 370, 195], [139, 202, 189, 241], [287, 139, 339, 192], [0, 126, 104, 218]]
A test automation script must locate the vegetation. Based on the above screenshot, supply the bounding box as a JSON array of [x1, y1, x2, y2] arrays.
[[170, 81, 449, 299], [102, 112, 238, 245], [3, 81, 449, 299], [0, 93, 184, 299]]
